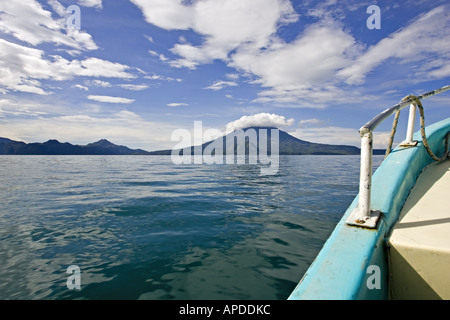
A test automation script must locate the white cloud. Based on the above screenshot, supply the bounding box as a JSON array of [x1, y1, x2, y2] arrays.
[[119, 84, 149, 91], [131, 0, 364, 105], [225, 73, 240, 80], [133, 1, 450, 107], [85, 80, 112, 87], [143, 74, 182, 82], [73, 84, 89, 91], [144, 35, 154, 43], [0, 98, 48, 117], [232, 24, 357, 88], [87, 95, 135, 104], [74, 58, 136, 78], [167, 102, 189, 107], [47, 0, 66, 17], [145, 74, 162, 80], [0, 40, 49, 94], [132, 0, 298, 68], [149, 50, 169, 62], [131, 0, 194, 30], [204, 81, 238, 91], [0, 0, 97, 51], [253, 84, 373, 108], [426, 64, 450, 79], [225, 113, 295, 132], [337, 5, 450, 85], [230, 23, 363, 106], [77, 0, 103, 9], [0, 39, 135, 94]]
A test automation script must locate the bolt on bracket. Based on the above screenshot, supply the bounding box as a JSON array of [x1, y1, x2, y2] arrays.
[[346, 209, 382, 229]]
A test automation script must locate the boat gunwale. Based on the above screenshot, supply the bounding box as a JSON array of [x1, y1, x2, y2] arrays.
[[288, 118, 450, 300]]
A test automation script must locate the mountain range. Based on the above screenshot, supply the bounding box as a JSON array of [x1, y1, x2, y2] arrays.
[[0, 137, 149, 155], [0, 127, 385, 156]]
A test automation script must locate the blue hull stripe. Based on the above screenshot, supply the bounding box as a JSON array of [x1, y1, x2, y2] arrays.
[[289, 118, 450, 300]]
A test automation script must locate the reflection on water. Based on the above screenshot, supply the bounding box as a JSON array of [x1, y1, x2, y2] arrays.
[[0, 155, 384, 299]]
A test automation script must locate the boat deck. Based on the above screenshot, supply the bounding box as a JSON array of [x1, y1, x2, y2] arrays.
[[388, 158, 450, 299]]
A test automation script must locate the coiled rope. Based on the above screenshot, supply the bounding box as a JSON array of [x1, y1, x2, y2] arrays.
[[385, 110, 401, 158], [385, 95, 450, 161]]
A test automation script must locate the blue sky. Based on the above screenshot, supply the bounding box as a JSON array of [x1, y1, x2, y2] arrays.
[[0, 0, 449, 151]]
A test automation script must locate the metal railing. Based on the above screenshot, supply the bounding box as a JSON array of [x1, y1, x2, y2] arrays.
[[346, 85, 450, 229]]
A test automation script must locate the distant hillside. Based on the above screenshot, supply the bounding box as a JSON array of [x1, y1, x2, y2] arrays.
[[0, 128, 386, 156], [0, 138, 150, 155], [149, 127, 386, 155]]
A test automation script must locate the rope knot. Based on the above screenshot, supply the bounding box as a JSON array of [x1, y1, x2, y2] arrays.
[[401, 95, 421, 106], [385, 94, 447, 162]]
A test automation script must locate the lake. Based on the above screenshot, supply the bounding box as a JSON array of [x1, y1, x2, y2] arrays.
[[0, 155, 384, 300]]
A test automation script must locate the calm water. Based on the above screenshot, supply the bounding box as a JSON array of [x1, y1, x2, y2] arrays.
[[0, 155, 384, 300]]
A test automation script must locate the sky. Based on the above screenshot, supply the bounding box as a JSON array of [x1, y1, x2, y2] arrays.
[[0, 0, 449, 151]]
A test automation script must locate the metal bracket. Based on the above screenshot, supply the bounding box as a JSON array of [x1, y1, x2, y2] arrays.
[[399, 140, 418, 148], [346, 209, 382, 229]]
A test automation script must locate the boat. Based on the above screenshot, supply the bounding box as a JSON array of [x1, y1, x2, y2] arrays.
[[288, 85, 450, 300]]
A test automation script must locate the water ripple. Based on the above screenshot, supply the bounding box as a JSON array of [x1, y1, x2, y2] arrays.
[[0, 155, 384, 299]]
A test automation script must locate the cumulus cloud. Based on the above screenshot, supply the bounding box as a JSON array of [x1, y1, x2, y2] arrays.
[[87, 95, 135, 104], [0, 0, 97, 51], [0, 1, 142, 95], [131, 0, 194, 30], [132, 1, 450, 106], [0, 39, 135, 94], [232, 23, 362, 105], [132, 0, 298, 68], [232, 24, 357, 89], [225, 113, 295, 132], [130, 0, 361, 105], [130, 0, 369, 105]]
